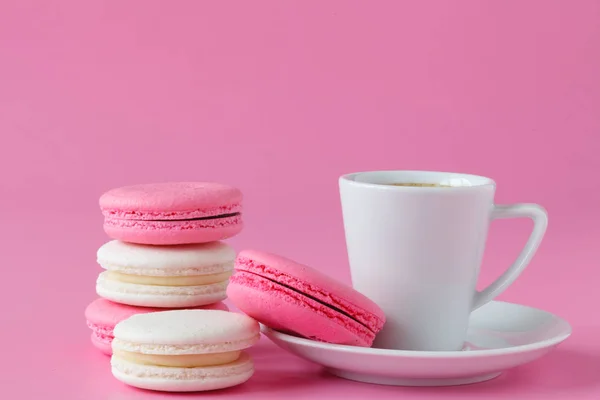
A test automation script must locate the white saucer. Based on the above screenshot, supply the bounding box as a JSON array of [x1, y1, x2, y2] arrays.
[[261, 301, 571, 386]]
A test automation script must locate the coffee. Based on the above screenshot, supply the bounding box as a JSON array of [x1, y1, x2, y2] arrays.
[[387, 183, 451, 187]]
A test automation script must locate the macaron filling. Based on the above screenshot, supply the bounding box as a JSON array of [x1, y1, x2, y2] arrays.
[[96, 273, 230, 307], [147, 212, 241, 222], [102, 205, 243, 232], [113, 350, 242, 368], [233, 257, 384, 335], [103, 214, 243, 232], [102, 203, 242, 221], [110, 352, 255, 383], [105, 270, 232, 286], [112, 335, 260, 355]]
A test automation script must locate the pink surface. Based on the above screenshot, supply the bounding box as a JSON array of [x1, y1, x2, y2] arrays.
[[230, 250, 384, 343], [1, 0, 599, 399]]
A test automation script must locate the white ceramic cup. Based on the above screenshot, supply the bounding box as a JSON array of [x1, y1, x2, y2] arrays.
[[339, 171, 548, 351]]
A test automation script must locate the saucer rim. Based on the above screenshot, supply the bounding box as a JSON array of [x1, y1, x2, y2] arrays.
[[260, 300, 572, 358]]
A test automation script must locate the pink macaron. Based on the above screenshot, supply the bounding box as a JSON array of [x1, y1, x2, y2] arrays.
[[226, 250, 386, 347], [99, 182, 243, 245], [84, 298, 229, 355]]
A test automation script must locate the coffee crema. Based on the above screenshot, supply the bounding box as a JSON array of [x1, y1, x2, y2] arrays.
[[386, 182, 451, 187]]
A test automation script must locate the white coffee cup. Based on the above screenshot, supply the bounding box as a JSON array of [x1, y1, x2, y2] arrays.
[[339, 170, 548, 351]]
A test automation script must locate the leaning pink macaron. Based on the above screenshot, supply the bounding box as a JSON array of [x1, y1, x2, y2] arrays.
[[227, 250, 386, 347], [84, 298, 229, 355], [99, 182, 243, 245]]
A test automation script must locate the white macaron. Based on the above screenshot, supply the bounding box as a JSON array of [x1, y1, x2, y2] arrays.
[[96, 240, 235, 307], [110, 309, 260, 392]]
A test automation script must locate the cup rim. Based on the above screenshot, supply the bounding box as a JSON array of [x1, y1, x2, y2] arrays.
[[339, 170, 497, 190]]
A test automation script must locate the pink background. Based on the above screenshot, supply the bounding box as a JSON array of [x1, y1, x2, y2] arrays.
[[1, 0, 599, 398]]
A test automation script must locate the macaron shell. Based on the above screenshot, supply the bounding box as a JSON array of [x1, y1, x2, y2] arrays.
[[96, 240, 236, 275], [227, 271, 373, 347], [96, 273, 228, 308], [235, 250, 385, 332], [100, 182, 242, 215], [91, 332, 113, 355], [104, 216, 243, 245], [111, 352, 254, 392], [104, 218, 243, 245], [112, 310, 260, 353]]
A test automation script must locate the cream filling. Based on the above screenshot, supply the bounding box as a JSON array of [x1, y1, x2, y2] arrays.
[[106, 270, 231, 286], [112, 349, 240, 367]]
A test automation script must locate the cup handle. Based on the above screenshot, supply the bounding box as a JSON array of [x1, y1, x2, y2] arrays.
[[472, 203, 548, 310]]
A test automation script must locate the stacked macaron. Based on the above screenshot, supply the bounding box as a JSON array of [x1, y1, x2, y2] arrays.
[[110, 309, 260, 392], [85, 182, 244, 355]]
